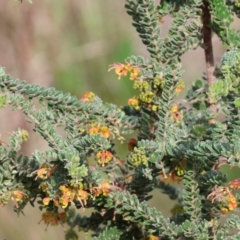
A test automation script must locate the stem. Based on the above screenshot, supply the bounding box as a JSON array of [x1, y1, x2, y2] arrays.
[[202, 0, 215, 85], [202, 0, 217, 112]]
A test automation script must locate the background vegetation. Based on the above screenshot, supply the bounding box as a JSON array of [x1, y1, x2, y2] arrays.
[[0, 0, 238, 239]]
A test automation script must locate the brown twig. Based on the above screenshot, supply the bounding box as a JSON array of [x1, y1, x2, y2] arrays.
[[202, 0, 215, 85], [202, 1, 217, 112]]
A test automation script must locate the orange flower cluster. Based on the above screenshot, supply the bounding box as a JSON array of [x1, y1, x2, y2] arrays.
[[148, 235, 160, 240], [221, 193, 238, 214], [39, 211, 66, 231], [42, 197, 59, 207], [128, 97, 140, 110], [89, 125, 111, 138], [81, 91, 96, 102], [229, 179, 240, 189], [207, 181, 240, 214], [58, 185, 89, 209], [91, 181, 111, 197], [140, 235, 160, 240], [109, 63, 140, 80], [175, 80, 185, 94], [161, 172, 183, 184], [32, 163, 56, 180], [170, 104, 182, 123], [96, 150, 113, 166], [161, 158, 187, 183], [11, 190, 27, 208]]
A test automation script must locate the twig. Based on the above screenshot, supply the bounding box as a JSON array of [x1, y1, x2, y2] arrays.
[[202, 0, 217, 112]]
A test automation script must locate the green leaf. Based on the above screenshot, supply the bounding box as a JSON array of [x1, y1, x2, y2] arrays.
[[195, 79, 203, 88], [234, 98, 240, 107], [199, 102, 206, 110]]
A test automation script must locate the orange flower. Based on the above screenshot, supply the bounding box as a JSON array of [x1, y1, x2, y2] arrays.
[[59, 185, 89, 209], [220, 207, 228, 214], [39, 211, 66, 231], [130, 67, 140, 80], [75, 189, 88, 205], [96, 151, 113, 166], [99, 126, 111, 138], [32, 163, 56, 180], [109, 63, 128, 79], [43, 197, 51, 206], [148, 235, 160, 240], [170, 112, 182, 123], [11, 190, 27, 208], [161, 172, 183, 183], [228, 202, 238, 211], [229, 179, 240, 189], [89, 125, 111, 138], [170, 104, 178, 113], [128, 97, 140, 110], [59, 196, 69, 209], [91, 181, 112, 197], [109, 63, 139, 80], [208, 187, 238, 214], [91, 187, 102, 197], [42, 197, 59, 207], [226, 193, 238, 210], [208, 119, 216, 124], [175, 80, 185, 94], [89, 125, 100, 135], [101, 181, 111, 196], [81, 91, 95, 102]]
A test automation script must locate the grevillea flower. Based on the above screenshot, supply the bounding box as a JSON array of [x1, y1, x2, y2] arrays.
[[99, 126, 111, 138], [207, 186, 238, 214], [175, 80, 185, 94], [170, 104, 182, 123], [109, 63, 139, 80], [229, 179, 240, 189], [91, 181, 112, 197], [11, 190, 27, 208], [81, 91, 95, 102], [128, 97, 140, 110], [100, 181, 111, 196], [225, 193, 238, 211], [32, 163, 56, 180], [161, 172, 183, 183], [170, 104, 178, 113], [39, 211, 66, 231], [58, 185, 89, 209], [89, 125, 111, 138], [130, 67, 140, 80], [42, 197, 59, 207], [43, 197, 51, 206], [89, 125, 100, 135], [96, 150, 113, 166]]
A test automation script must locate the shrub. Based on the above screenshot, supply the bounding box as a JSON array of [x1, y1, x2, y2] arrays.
[[2, 0, 240, 239]]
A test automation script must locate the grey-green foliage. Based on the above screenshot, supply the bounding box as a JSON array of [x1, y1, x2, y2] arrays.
[[93, 227, 122, 240], [3, 0, 240, 239], [221, 50, 240, 67]]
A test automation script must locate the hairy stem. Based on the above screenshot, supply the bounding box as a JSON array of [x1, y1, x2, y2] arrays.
[[202, 0, 217, 112], [202, 0, 215, 85]]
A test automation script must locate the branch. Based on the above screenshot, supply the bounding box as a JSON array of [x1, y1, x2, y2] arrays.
[[202, 0, 215, 85]]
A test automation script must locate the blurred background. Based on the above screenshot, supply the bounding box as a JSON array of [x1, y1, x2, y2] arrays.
[[0, 0, 238, 239]]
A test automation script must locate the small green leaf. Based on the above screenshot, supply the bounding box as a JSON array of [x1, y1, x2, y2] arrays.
[[195, 79, 202, 88], [234, 98, 240, 107], [199, 102, 206, 110]]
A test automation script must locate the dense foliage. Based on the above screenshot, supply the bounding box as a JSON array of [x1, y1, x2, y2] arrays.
[[2, 0, 240, 239]]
